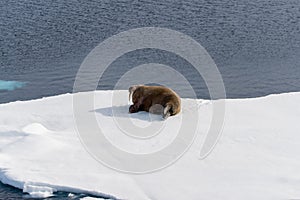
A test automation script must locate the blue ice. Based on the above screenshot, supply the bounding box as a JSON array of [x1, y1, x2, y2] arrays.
[[0, 80, 26, 91]]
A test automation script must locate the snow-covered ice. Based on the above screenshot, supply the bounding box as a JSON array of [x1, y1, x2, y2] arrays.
[[0, 90, 300, 199]]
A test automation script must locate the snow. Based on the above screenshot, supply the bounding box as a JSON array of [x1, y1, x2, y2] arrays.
[[0, 90, 300, 199]]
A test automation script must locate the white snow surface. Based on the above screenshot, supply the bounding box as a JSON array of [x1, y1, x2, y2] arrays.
[[0, 90, 300, 199]]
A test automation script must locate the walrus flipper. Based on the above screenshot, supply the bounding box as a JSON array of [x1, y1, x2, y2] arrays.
[[163, 104, 171, 119]]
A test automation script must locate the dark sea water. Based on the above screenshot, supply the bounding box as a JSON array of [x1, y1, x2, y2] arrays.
[[0, 0, 299, 199], [0, 182, 108, 200]]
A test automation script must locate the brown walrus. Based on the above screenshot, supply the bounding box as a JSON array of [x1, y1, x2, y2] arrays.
[[128, 85, 181, 119]]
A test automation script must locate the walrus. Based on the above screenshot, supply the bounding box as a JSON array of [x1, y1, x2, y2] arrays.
[[128, 85, 181, 119]]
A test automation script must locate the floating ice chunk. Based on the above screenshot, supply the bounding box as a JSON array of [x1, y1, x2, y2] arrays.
[[0, 80, 26, 91], [23, 183, 56, 198], [0, 91, 300, 199]]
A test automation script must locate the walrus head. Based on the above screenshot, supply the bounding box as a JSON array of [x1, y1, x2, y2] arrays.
[[128, 84, 143, 102]]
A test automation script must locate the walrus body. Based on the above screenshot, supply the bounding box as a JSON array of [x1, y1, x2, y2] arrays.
[[129, 85, 181, 119]]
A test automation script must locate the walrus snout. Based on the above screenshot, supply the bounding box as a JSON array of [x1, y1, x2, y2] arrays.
[[129, 104, 138, 113]]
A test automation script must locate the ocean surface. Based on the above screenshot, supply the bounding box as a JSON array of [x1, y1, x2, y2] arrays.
[[0, 0, 299, 199]]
